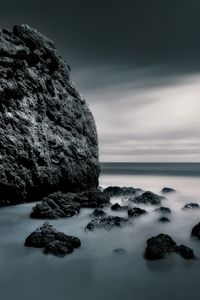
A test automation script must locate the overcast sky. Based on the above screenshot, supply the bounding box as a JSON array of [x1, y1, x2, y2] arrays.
[[1, 0, 200, 162]]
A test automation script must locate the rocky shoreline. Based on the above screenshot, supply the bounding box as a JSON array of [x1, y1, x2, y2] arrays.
[[21, 184, 200, 259]]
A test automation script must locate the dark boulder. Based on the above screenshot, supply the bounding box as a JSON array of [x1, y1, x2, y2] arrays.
[[176, 245, 194, 259], [30, 192, 80, 219], [144, 234, 177, 260], [25, 222, 81, 256], [31, 188, 109, 219], [0, 24, 99, 205], [158, 217, 170, 223], [43, 241, 74, 256], [155, 206, 171, 213], [73, 188, 110, 208], [111, 203, 129, 211], [191, 222, 200, 238], [86, 216, 128, 231], [183, 203, 200, 210], [103, 186, 142, 198], [133, 191, 164, 205], [127, 207, 147, 217], [161, 187, 176, 194], [92, 208, 106, 218]]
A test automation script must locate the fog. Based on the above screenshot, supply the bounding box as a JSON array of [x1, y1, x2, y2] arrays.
[[0, 170, 200, 300]]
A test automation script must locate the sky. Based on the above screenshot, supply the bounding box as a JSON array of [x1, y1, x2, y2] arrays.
[[0, 0, 200, 162]]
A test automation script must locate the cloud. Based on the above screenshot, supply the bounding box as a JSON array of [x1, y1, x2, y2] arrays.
[[73, 66, 200, 162]]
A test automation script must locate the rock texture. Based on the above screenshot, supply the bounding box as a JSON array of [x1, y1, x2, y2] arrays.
[[25, 222, 81, 256], [111, 203, 129, 211], [0, 24, 99, 205], [133, 191, 164, 205], [86, 216, 128, 231], [31, 188, 109, 219], [127, 207, 147, 218], [144, 234, 177, 260], [92, 208, 106, 218], [103, 186, 142, 198], [144, 233, 194, 260]]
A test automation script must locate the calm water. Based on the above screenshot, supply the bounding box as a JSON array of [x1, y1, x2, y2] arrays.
[[0, 163, 200, 300]]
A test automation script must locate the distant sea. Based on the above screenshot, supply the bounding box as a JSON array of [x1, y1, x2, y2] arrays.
[[100, 162, 200, 177]]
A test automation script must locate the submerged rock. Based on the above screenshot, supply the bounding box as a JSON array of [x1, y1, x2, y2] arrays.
[[176, 245, 194, 259], [0, 24, 99, 205], [191, 222, 200, 238], [112, 248, 126, 254], [31, 188, 109, 219], [127, 207, 147, 217], [25, 222, 81, 256], [183, 203, 200, 210], [133, 191, 164, 205], [92, 208, 106, 218], [155, 206, 171, 213], [86, 216, 128, 231], [161, 187, 176, 194], [158, 217, 170, 223], [103, 186, 142, 198], [144, 234, 177, 260]]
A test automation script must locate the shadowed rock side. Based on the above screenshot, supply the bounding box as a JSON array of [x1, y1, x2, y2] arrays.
[[31, 188, 110, 219], [103, 186, 143, 198], [0, 24, 99, 205], [86, 216, 128, 231], [145, 234, 194, 260], [25, 222, 81, 256], [132, 191, 165, 205]]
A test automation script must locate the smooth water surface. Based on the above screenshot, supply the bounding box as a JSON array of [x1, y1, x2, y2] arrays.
[[0, 163, 200, 300]]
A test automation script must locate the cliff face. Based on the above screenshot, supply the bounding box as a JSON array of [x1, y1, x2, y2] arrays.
[[0, 24, 99, 205]]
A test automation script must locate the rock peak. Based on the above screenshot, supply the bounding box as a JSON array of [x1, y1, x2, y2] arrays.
[[0, 24, 99, 205]]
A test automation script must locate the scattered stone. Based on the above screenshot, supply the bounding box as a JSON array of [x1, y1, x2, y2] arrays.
[[86, 216, 128, 231], [183, 203, 200, 210], [127, 207, 147, 218], [31, 188, 110, 219], [144, 234, 177, 260], [112, 248, 126, 254], [155, 206, 171, 213], [30, 192, 80, 219], [0, 24, 99, 205], [133, 191, 164, 205], [111, 203, 129, 211], [191, 222, 200, 238], [92, 208, 106, 218], [103, 186, 142, 198], [145, 234, 195, 260], [44, 241, 74, 256], [25, 222, 81, 256], [161, 187, 176, 194], [158, 217, 170, 223], [73, 188, 110, 208], [176, 245, 194, 259]]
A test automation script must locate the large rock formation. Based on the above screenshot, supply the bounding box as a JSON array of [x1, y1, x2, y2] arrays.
[[0, 24, 99, 205]]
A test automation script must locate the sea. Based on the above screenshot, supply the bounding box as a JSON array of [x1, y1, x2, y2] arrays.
[[0, 163, 200, 300]]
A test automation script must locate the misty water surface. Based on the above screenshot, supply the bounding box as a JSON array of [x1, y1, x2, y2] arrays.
[[0, 164, 200, 300]]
